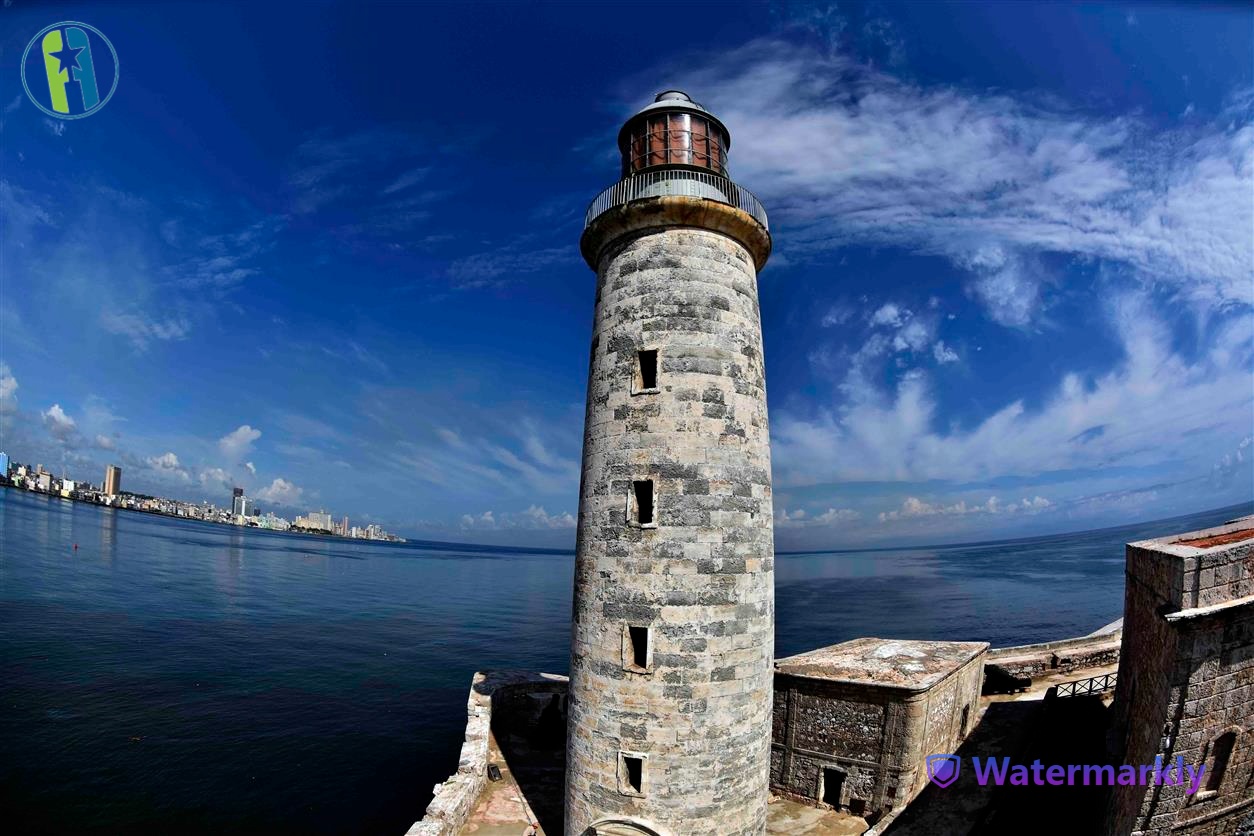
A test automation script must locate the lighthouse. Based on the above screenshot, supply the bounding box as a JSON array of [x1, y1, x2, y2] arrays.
[[565, 91, 775, 836]]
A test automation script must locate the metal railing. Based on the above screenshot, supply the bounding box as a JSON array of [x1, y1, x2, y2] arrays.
[[1052, 673, 1117, 698], [584, 169, 769, 231]]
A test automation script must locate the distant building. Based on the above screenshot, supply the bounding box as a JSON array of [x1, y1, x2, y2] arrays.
[[104, 465, 122, 496], [296, 510, 334, 532], [36, 472, 52, 491], [0, 451, 9, 479], [231, 487, 246, 516], [258, 512, 290, 531]]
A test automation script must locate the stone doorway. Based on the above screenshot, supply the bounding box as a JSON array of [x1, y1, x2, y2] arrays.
[[822, 767, 845, 808]]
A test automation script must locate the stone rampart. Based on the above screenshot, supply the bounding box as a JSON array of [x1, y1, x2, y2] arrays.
[[405, 671, 567, 836], [985, 619, 1123, 679]]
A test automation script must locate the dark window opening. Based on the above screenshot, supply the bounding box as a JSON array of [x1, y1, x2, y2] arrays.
[[633, 480, 654, 525], [1205, 732, 1236, 792], [960, 705, 970, 734], [638, 349, 658, 390], [624, 755, 643, 793], [822, 768, 844, 808], [628, 625, 649, 669]]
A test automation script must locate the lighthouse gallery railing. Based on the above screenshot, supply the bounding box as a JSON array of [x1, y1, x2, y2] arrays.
[[585, 169, 769, 232]]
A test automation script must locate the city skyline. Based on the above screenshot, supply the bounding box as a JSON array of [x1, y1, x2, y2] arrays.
[[0, 449, 403, 541], [1, 2, 1251, 548]]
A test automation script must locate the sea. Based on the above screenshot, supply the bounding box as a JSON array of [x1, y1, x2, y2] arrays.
[[1, 488, 1249, 834]]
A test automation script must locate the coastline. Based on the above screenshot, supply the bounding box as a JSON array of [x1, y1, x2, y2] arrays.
[[0, 481, 407, 543]]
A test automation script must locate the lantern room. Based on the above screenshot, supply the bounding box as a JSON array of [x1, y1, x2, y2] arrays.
[[617, 90, 730, 177]]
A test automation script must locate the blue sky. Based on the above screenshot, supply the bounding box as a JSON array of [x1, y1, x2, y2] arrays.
[[1, 1, 1250, 548]]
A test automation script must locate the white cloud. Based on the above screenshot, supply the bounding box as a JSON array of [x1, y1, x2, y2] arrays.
[[869, 303, 905, 328], [41, 403, 76, 441], [244, 461, 256, 475], [1212, 435, 1253, 488], [100, 311, 191, 351], [461, 511, 496, 529], [459, 506, 575, 530], [775, 291, 1253, 487], [144, 452, 190, 482], [878, 494, 1052, 522], [94, 434, 116, 450], [932, 341, 959, 364], [959, 246, 1044, 328], [256, 477, 305, 506], [774, 506, 860, 527], [520, 505, 577, 529], [219, 425, 262, 460], [821, 304, 855, 327], [199, 467, 232, 491], [0, 364, 17, 414], [673, 41, 1252, 312], [815, 507, 861, 524]]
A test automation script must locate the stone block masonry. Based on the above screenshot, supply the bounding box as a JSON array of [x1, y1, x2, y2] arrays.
[[1104, 515, 1254, 836], [770, 639, 987, 824], [565, 219, 775, 836]]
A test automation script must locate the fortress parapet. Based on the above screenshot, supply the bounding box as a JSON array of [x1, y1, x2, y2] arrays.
[[1105, 515, 1254, 835]]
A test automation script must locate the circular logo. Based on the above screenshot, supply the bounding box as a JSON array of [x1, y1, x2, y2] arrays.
[[21, 21, 119, 120]]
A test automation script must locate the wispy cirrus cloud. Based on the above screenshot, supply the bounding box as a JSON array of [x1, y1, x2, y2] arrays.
[[661, 40, 1252, 313], [100, 311, 191, 351], [446, 241, 575, 289]]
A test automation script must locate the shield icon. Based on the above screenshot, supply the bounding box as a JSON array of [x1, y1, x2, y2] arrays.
[[926, 754, 961, 788]]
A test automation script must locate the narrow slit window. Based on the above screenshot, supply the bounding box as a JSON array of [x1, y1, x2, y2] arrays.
[[633, 480, 654, 526], [628, 625, 649, 669], [1204, 732, 1236, 792], [624, 755, 643, 794], [637, 349, 658, 391]]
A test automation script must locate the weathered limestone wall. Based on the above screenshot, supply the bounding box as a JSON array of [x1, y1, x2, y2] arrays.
[[565, 225, 775, 836], [1105, 516, 1254, 836], [770, 650, 985, 823], [986, 622, 1123, 680], [406, 671, 567, 836]]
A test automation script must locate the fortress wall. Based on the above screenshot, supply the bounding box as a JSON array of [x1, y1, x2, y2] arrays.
[[1105, 516, 1254, 836], [405, 671, 568, 836], [985, 620, 1123, 679]]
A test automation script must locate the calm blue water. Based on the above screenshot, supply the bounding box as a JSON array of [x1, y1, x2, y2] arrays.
[[1, 488, 1249, 834]]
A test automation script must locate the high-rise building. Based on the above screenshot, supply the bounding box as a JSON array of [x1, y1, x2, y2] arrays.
[[0, 451, 9, 479], [565, 91, 775, 835], [231, 487, 246, 517], [104, 465, 122, 496]]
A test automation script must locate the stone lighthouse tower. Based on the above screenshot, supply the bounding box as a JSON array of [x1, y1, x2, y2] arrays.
[[565, 91, 774, 836]]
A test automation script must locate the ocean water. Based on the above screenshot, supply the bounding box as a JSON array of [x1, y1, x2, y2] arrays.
[[1, 488, 1248, 834]]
